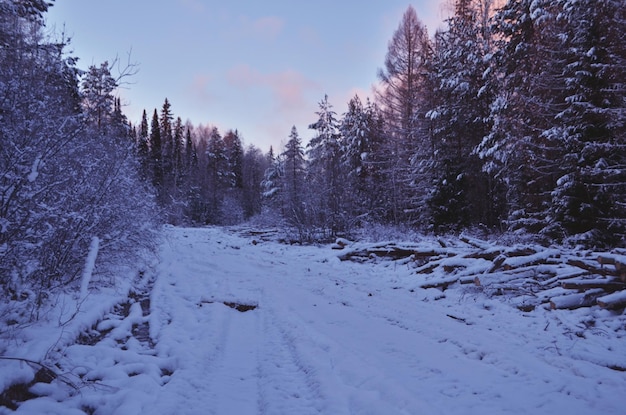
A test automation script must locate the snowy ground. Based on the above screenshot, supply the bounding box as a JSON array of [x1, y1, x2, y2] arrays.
[[1, 226, 625, 414]]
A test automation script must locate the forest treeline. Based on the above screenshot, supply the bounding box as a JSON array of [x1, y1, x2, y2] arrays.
[[141, 0, 625, 247], [0, 0, 625, 316]]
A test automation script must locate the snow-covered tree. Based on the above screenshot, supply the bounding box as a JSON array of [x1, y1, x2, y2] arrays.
[[223, 129, 244, 189], [282, 127, 307, 227], [205, 127, 228, 222], [340, 95, 387, 222], [149, 109, 162, 188], [241, 145, 267, 218], [81, 62, 117, 131], [0, 1, 156, 316], [307, 95, 344, 235], [427, 0, 499, 231], [477, 0, 562, 237], [547, 0, 626, 246], [261, 146, 281, 202]]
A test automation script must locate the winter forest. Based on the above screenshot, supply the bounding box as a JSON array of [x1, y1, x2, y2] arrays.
[[2, 0, 626, 313], [133, 0, 626, 248], [1, 0, 625, 308], [1, 0, 626, 412]]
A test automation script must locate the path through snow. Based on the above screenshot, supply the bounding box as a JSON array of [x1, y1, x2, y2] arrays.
[[3, 226, 625, 414], [144, 227, 625, 414]]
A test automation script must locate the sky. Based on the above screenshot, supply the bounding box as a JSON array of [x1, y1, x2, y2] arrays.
[[46, 1, 449, 152]]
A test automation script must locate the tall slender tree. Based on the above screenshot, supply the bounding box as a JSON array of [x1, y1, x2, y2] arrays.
[[282, 127, 307, 227], [307, 95, 344, 234], [376, 5, 432, 224], [427, 0, 498, 230]]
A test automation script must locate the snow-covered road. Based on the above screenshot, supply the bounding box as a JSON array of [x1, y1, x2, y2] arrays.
[[143, 226, 624, 414], [4, 225, 625, 414]]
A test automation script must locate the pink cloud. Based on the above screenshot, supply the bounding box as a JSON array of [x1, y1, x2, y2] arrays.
[[226, 64, 319, 110]]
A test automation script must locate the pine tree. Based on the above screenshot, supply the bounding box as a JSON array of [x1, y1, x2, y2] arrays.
[[261, 146, 283, 211], [426, 0, 498, 231], [159, 98, 174, 182], [282, 127, 307, 227], [81, 61, 117, 131], [149, 109, 162, 188], [477, 0, 563, 237], [223, 129, 244, 189], [205, 126, 228, 222], [547, 0, 626, 246], [241, 145, 266, 218], [339, 95, 388, 222], [307, 95, 344, 234]]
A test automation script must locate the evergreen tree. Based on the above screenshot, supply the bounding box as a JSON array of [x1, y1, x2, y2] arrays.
[[149, 109, 162, 188], [477, 0, 563, 237], [223, 129, 244, 189], [427, 0, 498, 231], [261, 146, 284, 211], [205, 126, 228, 222], [547, 0, 626, 245], [241, 145, 266, 218], [81, 61, 117, 131], [339, 95, 387, 222], [307, 95, 344, 234], [282, 127, 307, 227], [137, 109, 150, 175], [159, 98, 174, 183]]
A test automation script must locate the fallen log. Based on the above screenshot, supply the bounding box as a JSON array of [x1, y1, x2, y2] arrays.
[[415, 263, 439, 274], [501, 249, 559, 271], [488, 255, 506, 273], [420, 276, 459, 289], [597, 290, 626, 309], [474, 269, 536, 287], [567, 259, 615, 277], [561, 278, 626, 291], [597, 255, 616, 266], [550, 289, 605, 310], [459, 235, 490, 249], [338, 244, 445, 262], [614, 261, 626, 281]]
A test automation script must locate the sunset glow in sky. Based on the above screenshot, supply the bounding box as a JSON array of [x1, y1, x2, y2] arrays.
[[47, 1, 448, 151]]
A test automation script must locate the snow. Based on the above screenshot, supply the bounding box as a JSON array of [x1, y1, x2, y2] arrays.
[[1, 226, 625, 414]]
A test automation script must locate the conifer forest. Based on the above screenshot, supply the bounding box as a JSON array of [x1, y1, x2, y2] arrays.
[[1, 0, 625, 302]]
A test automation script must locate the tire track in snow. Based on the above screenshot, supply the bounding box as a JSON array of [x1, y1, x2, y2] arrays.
[[256, 302, 325, 415]]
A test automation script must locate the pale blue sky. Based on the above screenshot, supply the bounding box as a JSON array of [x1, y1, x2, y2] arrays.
[[47, 1, 448, 151]]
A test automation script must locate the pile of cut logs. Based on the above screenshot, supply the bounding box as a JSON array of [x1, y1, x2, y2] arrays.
[[337, 236, 626, 311]]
